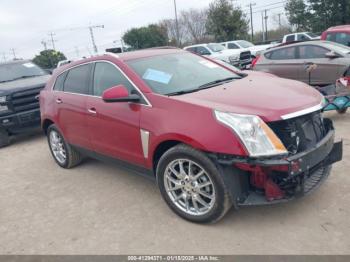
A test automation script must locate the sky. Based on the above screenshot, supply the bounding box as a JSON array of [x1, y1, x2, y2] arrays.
[[0, 0, 286, 61]]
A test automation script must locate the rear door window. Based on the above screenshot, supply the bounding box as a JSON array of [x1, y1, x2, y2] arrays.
[[269, 47, 296, 60], [63, 64, 92, 94], [286, 35, 295, 43], [298, 45, 329, 59], [93, 62, 134, 96], [297, 34, 309, 41], [228, 43, 240, 49]]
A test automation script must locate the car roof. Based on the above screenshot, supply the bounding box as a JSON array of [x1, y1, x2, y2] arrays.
[[52, 48, 189, 75], [326, 25, 350, 32]]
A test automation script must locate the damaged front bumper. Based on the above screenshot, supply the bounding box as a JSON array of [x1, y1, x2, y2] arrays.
[[211, 119, 343, 207]]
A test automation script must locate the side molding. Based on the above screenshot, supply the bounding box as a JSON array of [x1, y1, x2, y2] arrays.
[[140, 129, 150, 158]]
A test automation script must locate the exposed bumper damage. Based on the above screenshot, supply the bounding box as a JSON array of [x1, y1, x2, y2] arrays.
[[210, 117, 343, 207]]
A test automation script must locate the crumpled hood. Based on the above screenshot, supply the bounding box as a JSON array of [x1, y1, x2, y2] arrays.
[[0, 75, 50, 96], [173, 71, 323, 122]]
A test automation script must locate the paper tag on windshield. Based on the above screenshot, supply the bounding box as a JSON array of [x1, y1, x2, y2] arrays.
[[199, 60, 219, 69], [143, 69, 172, 84], [23, 62, 35, 68]]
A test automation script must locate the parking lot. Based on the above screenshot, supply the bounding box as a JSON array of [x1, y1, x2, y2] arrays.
[[0, 111, 349, 255]]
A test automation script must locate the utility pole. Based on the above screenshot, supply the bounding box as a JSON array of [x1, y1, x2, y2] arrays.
[[173, 0, 180, 46], [246, 2, 256, 42], [277, 13, 282, 28], [261, 11, 265, 42], [10, 48, 16, 60], [48, 32, 57, 50], [2, 52, 7, 62], [264, 10, 268, 41], [88, 25, 104, 54], [41, 40, 48, 50]]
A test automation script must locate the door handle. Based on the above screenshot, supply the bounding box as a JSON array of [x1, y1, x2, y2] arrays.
[[56, 98, 63, 104], [88, 108, 97, 115]]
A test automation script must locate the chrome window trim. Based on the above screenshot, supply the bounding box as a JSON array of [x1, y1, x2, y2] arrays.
[[51, 58, 152, 107], [281, 101, 323, 120]]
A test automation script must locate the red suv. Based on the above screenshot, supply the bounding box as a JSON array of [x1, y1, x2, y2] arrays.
[[321, 25, 350, 47], [40, 48, 342, 223]]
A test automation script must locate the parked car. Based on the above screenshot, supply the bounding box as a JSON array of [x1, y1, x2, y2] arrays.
[[321, 25, 350, 47], [0, 60, 51, 147], [282, 32, 320, 43], [56, 60, 72, 68], [184, 43, 251, 69], [40, 49, 342, 223], [253, 40, 350, 86], [220, 40, 276, 58]]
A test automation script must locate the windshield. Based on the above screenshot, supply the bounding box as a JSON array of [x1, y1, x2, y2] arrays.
[[306, 32, 319, 38], [207, 44, 226, 52], [127, 53, 241, 95], [236, 40, 254, 48], [0, 61, 46, 83]]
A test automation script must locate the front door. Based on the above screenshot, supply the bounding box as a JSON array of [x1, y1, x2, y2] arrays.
[[86, 61, 145, 166]]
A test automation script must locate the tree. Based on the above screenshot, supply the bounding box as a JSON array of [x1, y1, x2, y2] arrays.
[[159, 18, 186, 46], [206, 0, 249, 42], [308, 0, 350, 32], [122, 24, 168, 49], [181, 9, 208, 44], [32, 49, 66, 69], [285, 0, 310, 31]]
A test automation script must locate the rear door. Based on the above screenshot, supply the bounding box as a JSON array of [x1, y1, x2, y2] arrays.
[[55, 63, 93, 149], [86, 61, 145, 166], [257, 46, 299, 80], [297, 45, 340, 85]]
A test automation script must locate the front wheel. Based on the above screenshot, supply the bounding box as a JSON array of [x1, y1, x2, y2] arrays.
[[47, 125, 83, 168], [156, 144, 232, 223], [0, 129, 10, 148]]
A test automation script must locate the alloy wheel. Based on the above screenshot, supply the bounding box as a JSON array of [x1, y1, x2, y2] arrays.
[[49, 130, 67, 164], [164, 159, 216, 216]]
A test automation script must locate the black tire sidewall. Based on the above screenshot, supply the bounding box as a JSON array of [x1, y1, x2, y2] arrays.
[[47, 125, 70, 168], [156, 145, 231, 223], [0, 129, 10, 148]]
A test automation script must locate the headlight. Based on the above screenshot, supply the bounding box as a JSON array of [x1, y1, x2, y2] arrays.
[[0, 96, 6, 103], [214, 110, 287, 157]]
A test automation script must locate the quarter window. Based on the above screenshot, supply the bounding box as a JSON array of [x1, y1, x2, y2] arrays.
[[286, 35, 295, 43], [53, 72, 67, 91], [63, 64, 91, 94], [93, 62, 134, 96]]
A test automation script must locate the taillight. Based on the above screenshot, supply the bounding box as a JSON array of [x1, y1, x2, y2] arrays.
[[251, 55, 260, 68]]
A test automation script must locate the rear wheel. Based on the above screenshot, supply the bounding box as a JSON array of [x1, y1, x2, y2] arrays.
[[337, 108, 348, 114], [47, 125, 83, 168], [0, 129, 10, 148], [156, 144, 232, 223]]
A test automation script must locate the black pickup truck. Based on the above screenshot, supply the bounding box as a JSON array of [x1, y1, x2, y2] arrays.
[[0, 60, 50, 147]]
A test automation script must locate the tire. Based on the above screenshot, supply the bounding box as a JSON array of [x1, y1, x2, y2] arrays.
[[0, 129, 10, 148], [156, 144, 232, 223], [47, 124, 83, 168], [337, 108, 348, 114]]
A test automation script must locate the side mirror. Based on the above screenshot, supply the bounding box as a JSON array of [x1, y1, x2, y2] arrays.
[[325, 51, 340, 59], [102, 85, 140, 103]]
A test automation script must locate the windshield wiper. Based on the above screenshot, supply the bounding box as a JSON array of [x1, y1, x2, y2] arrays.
[[166, 77, 240, 96], [196, 77, 240, 90]]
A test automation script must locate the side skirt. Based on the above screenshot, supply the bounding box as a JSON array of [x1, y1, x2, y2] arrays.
[[71, 144, 155, 182]]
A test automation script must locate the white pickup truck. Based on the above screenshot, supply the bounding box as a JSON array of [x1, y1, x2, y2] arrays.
[[220, 40, 276, 58], [282, 32, 320, 43], [183, 43, 252, 69]]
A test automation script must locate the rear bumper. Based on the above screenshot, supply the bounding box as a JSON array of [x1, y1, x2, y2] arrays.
[[0, 108, 41, 134], [211, 120, 343, 206]]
